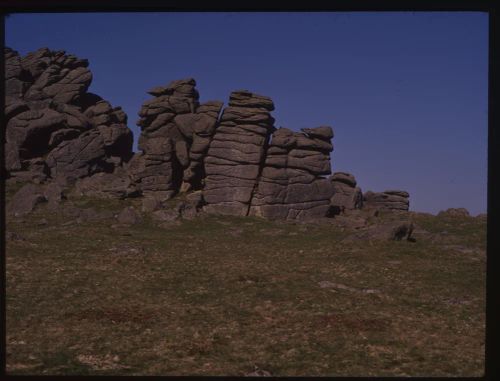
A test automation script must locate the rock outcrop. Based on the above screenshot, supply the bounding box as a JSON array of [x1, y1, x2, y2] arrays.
[[437, 208, 470, 218], [203, 90, 275, 216], [329, 172, 363, 215], [248, 126, 334, 220], [5, 46, 413, 222], [130, 78, 223, 200], [4, 47, 134, 185], [363, 190, 410, 211]]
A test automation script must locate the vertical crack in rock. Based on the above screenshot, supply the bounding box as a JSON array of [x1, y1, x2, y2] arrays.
[[4, 47, 134, 187], [248, 126, 335, 220], [202, 90, 275, 216], [246, 123, 274, 216]]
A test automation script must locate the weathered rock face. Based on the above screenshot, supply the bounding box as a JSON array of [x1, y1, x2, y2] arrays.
[[203, 90, 276, 216], [363, 190, 410, 211], [73, 168, 139, 199], [131, 84, 338, 220], [329, 172, 363, 215], [248, 126, 334, 220], [131, 78, 223, 200], [4, 47, 134, 185]]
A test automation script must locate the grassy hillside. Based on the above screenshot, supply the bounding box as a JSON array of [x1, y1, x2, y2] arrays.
[[5, 188, 486, 376]]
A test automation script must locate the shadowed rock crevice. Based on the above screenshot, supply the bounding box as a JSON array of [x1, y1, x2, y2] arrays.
[[246, 127, 272, 217]]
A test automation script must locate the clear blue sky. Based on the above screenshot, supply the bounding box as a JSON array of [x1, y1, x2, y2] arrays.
[[6, 12, 488, 215]]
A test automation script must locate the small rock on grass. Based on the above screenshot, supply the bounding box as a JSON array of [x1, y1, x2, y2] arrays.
[[343, 221, 414, 242], [43, 182, 66, 209], [152, 208, 179, 222], [6, 231, 25, 241], [141, 197, 161, 213], [7, 183, 47, 217], [245, 365, 272, 377], [116, 206, 142, 225]]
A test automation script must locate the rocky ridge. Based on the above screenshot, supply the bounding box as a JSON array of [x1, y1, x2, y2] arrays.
[[5, 47, 412, 222]]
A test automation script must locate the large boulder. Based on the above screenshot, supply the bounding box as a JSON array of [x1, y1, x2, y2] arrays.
[[116, 206, 142, 225], [6, 183, 47, 216], [329, 172, 363, 215], [133, 78, 223, 196], [127, 136, 176, 201], [74, 168, 139, 199], [363, 189, 410, 211], [203, 90, 275, 216], [248, 126, 334, 220], [4, 47, 134, 185], [344, 220, 415, 242]]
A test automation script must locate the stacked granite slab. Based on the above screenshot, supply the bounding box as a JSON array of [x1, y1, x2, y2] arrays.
[[129, 78, 223, 200], [203, 90, 275, 216], [4, 47, 133, 185], [174, 100, 224, 192], [329, 172, 363, 215], [248, 126, 334, 220], [363, 190, 410, 211]]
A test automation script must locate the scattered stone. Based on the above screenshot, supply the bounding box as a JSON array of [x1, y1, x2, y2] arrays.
[[244, 365, 272, 377], [116, 206, 142, 225], [179, 203, 198, 220], [62, 207, 114, 223], [141, 196, 162, 213], [37, 218, 48, 226], [343, 220, 414, 242], [43, 182, 65, 208], [329, 213, 368, 230], [7, 183, 47, 216], [437, 208, 470, 218], [388, 221, 414, 241], [318, 281, 381, 294], [228, 228, 244, 237], [6, 231, 25, 241], [260, 228, 285, 236], [152, 208, 180, 223], [61, 203, 83, 218], [185, 190, 204, 209]]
